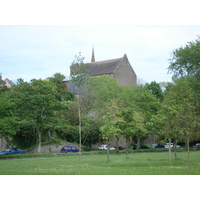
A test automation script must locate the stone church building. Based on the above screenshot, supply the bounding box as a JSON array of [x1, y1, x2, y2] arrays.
[[64, 49, 137, 93]]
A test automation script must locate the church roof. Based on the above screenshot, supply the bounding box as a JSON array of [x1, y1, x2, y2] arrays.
[[86, 56, 124, 76]]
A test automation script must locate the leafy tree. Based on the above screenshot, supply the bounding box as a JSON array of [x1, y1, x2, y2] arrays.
[[70, 53, 89, 174], [70, 53, 88, 87], [116, 109, 147, 158], [120, 85, 161, 120], [87, 75, 121, 115], [8, 79, 62, 152], [132, 111, 147, 149], [145, 81, 164, 101], [159, 103, 181, 161], [0, 95, 20, 138], [70, 53, 87, 152], [99, 100, 121, 161], [47, 73, 74, 101], [187, 73, 200, 117], [81, 117, 101, 150], [161, 77, 199, 164], [119, 85, 161, 146], [100, 118, 120, 161], [168, 35, 200, 79]]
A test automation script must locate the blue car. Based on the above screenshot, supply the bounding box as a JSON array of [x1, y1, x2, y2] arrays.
[[0, 148, 26, 155], [61, 146, 79, 153]]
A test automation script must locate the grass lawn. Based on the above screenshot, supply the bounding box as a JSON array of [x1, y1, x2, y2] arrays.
[[0, 151, 200, 175]]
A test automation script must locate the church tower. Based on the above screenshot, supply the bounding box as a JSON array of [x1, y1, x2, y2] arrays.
[[91, 47, 95, 62]]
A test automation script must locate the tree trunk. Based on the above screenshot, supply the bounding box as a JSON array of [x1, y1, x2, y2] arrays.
[[187, 136, 190, 175], [78, 104, 81, 155], [173, 139, 177, 160], [126, 136, 129, 159], [107, 141, 110, 161], [0, 137, 1, 150], [48, 129, 51, 138], [78, 93, 82, 174], [136, 135, 140, 151], [115, 135, 119, 153], [168, 138, 172, 162], [37, 126, 41, 153]]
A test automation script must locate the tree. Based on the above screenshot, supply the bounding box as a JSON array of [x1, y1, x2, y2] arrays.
[[100, 116, 120, 161], [160, 77, 199, 166], [159, 103, 181, 161], [8, 79, 61, 152], [117, 109, 147, 158], [119, 85, 161, 146], [86, 75, 121, 115], [120, 85, 161, 120], [168, 35, 200, 79], [81, 117, 101, 149], [47, 73, 74, 101], [99, 100, 121, 161], [70, 53, 88, 174], [145, 81, 164, 101], [0, 95, 20, 139]]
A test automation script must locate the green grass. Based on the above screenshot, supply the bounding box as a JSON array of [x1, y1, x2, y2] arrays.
[[0, 151, 200, 175]]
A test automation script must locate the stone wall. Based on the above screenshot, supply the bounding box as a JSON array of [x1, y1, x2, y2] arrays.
[[144, 134, 160, 143], [114, 55, 137, 87], [29, 142, 79, 153], [0, 137, 79, 153]]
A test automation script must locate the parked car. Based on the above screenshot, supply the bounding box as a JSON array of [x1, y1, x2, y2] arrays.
[[61, 146, 79, 153], [0, 148, 26, 155], [133, 144, 149, 150], [164, 143, 181, 148], [149, 143, 165, 149], [99, 144, 116, 150], [193, 143, 200, 148]]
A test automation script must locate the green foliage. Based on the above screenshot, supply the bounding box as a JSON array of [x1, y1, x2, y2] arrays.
[[99, 100, 121, 140], [120, 85, 161, 119], [117, 109, 147, 143], [145, 81, 164, 101], [47, 73, 74, 101], [168, 35, 200, 79], [87, 75, 121, 114], [47, 73, 66, 91], [100, 121, 120, 141], [160, 77, 199, 145], [0, 95, 20, 137], [11, 124, 36, 148], [70, 53, 88, 89], [4, 78, 63, 151], [56, 124, 79, 142], [55, 116, 101, 147], [41, 137, 63, 146], [81, 118, 101, 148]]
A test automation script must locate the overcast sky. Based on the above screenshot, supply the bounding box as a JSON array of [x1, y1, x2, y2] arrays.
[[0, 25, 199, 84]]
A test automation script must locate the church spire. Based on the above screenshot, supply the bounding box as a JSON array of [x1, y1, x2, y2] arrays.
[[91, 46, 95, 62]]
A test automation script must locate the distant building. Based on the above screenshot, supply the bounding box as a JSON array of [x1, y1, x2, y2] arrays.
[[63, 49, 137, 94]]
